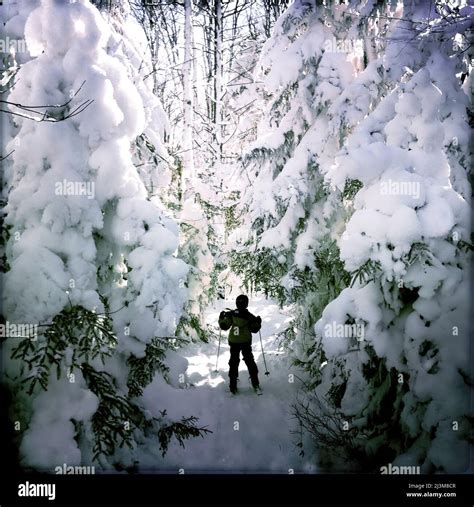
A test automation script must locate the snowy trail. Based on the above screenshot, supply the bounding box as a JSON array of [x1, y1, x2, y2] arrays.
[[140, 296, 316, 473]]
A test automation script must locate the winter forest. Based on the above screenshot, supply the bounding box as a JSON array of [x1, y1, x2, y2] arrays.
[[0, 0, 472, 478]]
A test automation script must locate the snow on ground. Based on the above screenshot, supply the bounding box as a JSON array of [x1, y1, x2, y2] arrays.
[[139, 295, 317, 473]]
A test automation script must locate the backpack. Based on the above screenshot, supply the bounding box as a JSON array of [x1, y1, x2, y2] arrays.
[[249, 315, 262, 333]]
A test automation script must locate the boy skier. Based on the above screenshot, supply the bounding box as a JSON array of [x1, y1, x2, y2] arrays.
[[218, 295, 262, 394]]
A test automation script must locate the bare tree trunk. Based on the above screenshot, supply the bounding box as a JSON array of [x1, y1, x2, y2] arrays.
[[263, 0, 289, 38], [214, 0, 223, 160], [182, 0, 194, 199]]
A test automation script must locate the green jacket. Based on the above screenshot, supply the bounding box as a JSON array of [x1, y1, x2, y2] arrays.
[[218, 309, 261, 344]]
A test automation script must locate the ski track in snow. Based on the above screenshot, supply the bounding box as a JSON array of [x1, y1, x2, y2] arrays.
[[142, 296, 316, 473]]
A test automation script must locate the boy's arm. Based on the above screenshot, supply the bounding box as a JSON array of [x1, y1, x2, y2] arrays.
[[218, 311, 232, 330]]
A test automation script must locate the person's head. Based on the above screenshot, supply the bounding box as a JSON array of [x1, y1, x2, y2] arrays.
[[236, 294, 249, 310]]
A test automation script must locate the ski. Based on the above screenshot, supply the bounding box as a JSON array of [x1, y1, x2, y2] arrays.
[[228, 387, 262, 395]]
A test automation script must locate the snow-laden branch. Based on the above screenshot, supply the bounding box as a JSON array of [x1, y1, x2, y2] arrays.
[[0, 80, 94, 122]]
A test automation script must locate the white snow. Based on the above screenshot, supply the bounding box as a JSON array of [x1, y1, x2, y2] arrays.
[[137, 296, 317, 473]]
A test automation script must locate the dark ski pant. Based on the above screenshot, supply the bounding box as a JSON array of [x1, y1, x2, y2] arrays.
[[229, 342, 259, 389]]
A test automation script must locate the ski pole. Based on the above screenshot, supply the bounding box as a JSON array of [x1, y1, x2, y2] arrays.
[[259, 330, 270, 375], [215, 329, 222, 372]]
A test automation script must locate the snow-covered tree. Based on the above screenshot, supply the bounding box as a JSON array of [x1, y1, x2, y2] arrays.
[[1, 0, 209, 470], [231, 0, 473, 472], [230, 0, 360, 311], [309, 1, 472, 473]]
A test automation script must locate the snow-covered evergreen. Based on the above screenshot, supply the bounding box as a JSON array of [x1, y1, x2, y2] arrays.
[[231, 0, 472, 472], [1, 0, 206, 470]]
